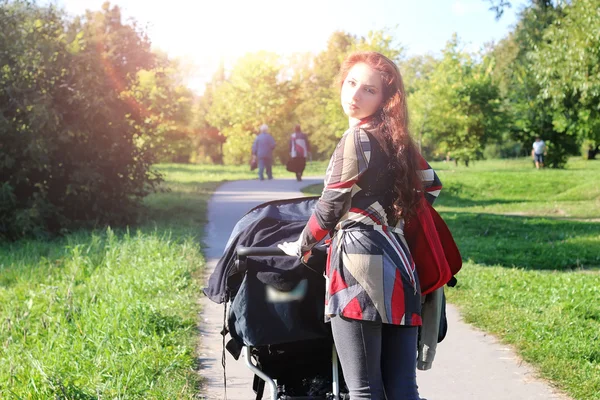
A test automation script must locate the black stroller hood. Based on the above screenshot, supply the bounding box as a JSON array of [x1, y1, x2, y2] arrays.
[[203, 196, 332, 347], [203, 196, 323, 304]]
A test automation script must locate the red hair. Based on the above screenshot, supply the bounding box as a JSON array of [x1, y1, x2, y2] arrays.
[[338, 51, 422, 219]]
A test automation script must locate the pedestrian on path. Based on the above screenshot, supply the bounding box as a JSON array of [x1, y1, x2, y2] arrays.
[[287, 124, 310, 181], [278, 51, 442, 400], [531, 136, 547, 169], [251, 124, 276, 180]]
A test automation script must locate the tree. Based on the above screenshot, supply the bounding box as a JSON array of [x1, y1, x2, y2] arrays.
[[352, 29, 404, 65], [485, 0, 512, 20], [0, 1, 160, 238], [415, 36, 504, 165], [488, 0, 579, 167], [532, 0, 600, 160], [404, 54, 439, 157], [191, 61, 226, 164], [127, 52, 196, 163], [485, 0, 559, 20], [206, 51, 296, 164]]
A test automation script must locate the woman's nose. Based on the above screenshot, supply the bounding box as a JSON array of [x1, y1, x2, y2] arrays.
[[351, 86, 361, 101]]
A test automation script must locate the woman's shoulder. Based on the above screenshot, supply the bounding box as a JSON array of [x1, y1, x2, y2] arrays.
[[335, 126, 372, 158], [341, 125, 371, 144]]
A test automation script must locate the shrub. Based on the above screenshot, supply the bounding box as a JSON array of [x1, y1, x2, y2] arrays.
[[0, 1, 161, 239]]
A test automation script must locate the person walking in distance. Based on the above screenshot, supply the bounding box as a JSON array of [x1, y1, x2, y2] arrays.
[[532, 136, 547, 169], [251, 124, 276, 180], [289, 124, 310, 181]]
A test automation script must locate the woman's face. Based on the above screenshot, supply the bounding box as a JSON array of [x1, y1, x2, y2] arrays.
[[341, 62, 384, 121]]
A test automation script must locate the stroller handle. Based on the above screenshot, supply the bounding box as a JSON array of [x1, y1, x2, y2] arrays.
[[236, 246, 288, 257]]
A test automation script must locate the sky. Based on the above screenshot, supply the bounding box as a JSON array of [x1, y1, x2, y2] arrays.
[[52, 0, 529, 93]]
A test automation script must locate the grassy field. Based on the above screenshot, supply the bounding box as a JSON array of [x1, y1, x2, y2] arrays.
[[303, 157, 600, 400]]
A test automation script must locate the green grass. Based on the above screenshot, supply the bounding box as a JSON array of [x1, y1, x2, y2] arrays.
[[0, 229, 202, 398], [429, 158, 600, 220], [302, 157, 600, 399]]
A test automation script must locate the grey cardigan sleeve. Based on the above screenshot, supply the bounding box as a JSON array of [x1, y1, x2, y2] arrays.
[[417, 287, 444, 371]]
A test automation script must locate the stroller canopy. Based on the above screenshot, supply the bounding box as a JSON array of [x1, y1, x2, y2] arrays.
[[204, 196, 322, 304], [204, 196, 332, 347]]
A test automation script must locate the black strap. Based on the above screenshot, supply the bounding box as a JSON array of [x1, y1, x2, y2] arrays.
[[222, 301, 228, 400]]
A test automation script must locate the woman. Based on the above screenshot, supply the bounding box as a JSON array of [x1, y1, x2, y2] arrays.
[[288, 124, 310, 181], [279, 51, 442, 399]]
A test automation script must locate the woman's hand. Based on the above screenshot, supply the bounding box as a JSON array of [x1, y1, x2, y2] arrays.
[[277, 238, 302, 257]]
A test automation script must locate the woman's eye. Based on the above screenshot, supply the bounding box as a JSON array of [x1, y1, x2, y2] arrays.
[[348, 80, 356, 87], [366, 88, 375, 94]]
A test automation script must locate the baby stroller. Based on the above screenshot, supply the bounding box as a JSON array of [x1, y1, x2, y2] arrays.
[[204, 197, 349, 400]]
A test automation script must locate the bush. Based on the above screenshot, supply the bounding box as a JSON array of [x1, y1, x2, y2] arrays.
[[483, 140, 523, 159], [581, 139, 599, 160], [0, 2, 160, 239]]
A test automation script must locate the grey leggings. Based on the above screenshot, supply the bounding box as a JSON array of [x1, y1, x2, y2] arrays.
[[331, 316, 420, 400]]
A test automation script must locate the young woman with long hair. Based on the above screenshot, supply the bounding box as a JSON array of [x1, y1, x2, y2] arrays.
[[279, 51, 442, 400]]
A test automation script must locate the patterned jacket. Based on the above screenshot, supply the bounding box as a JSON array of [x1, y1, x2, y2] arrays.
[[299, 124, 442, 325]]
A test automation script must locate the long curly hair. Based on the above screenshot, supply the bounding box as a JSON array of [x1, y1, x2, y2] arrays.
[[338, 51, 422, 219]]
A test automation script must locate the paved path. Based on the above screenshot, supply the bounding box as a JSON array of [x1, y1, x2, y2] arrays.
[[198, 178, 571, 400]]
